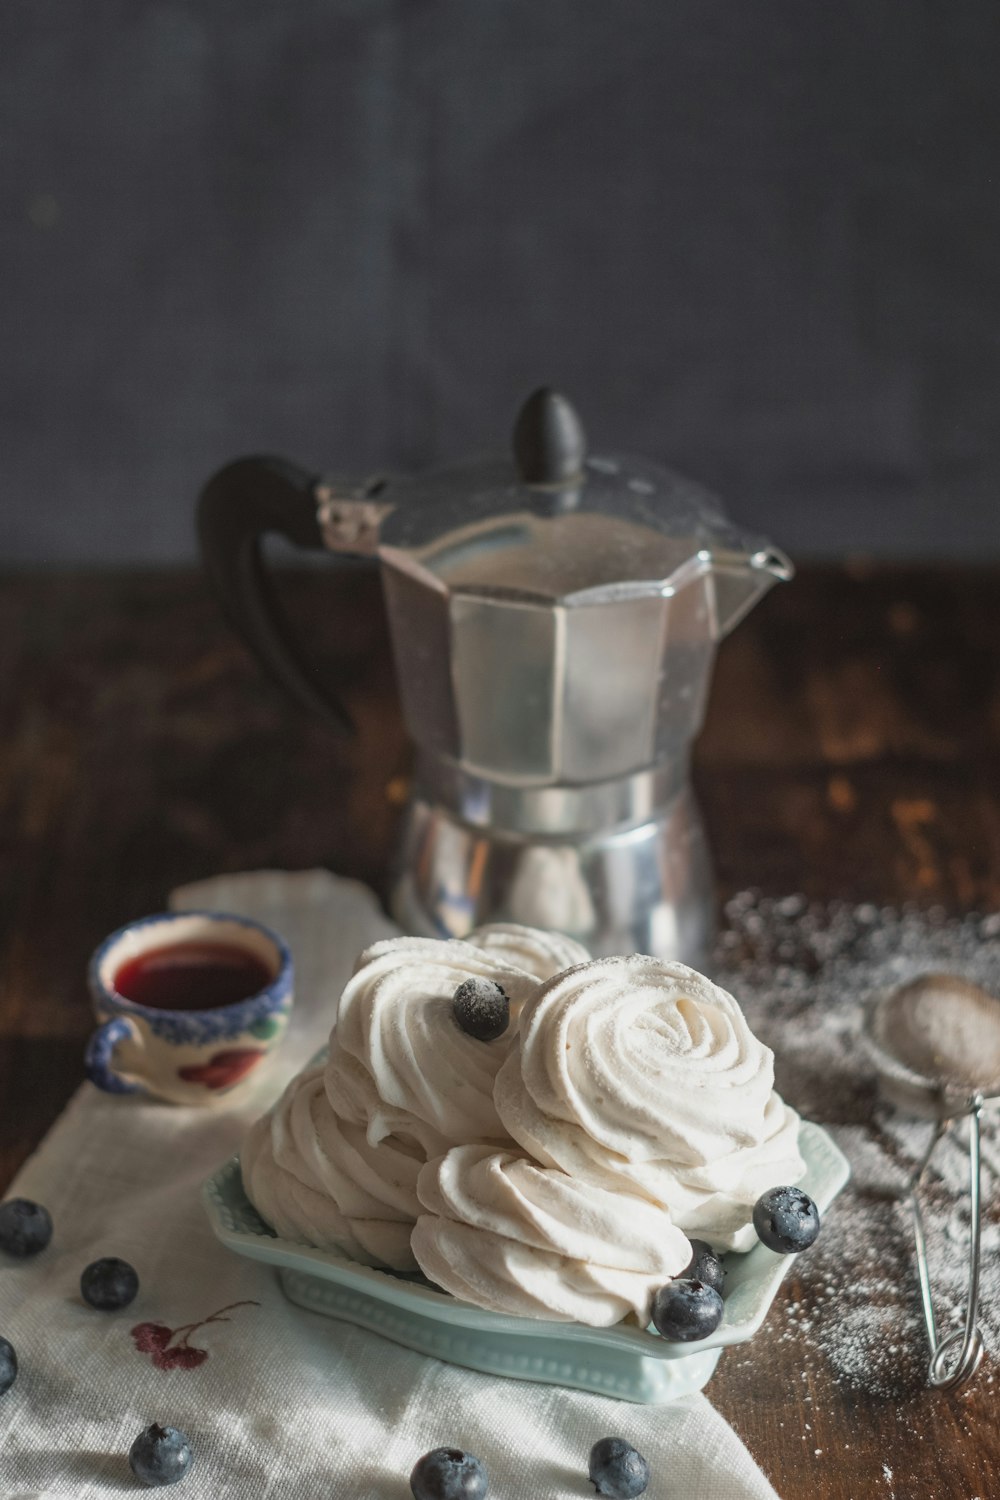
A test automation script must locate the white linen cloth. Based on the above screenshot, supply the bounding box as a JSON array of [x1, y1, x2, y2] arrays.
[[0, 870, 779, 1500]]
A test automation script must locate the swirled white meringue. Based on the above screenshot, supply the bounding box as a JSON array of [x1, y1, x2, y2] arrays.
[[494, 955, 804, 1251], [464, 923, 590, 980], [242, 929, 555, 1272], [412, 1145, 690, 1325], [326, 935, 538, 1153], [240, 1065, 423, 1271]]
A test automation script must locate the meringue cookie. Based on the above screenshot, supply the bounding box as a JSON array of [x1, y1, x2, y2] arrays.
[[412, 1144, 690, 1325], [243, 930, 551, 1271], [323, 1040, 448, 1159], [465, 923, 590, 981], [327, 935, 539, 1152], [494, 955, 804, 1251], [241, 1065, 423, 1271]]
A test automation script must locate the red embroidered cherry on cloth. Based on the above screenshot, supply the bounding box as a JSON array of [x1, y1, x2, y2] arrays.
[[0, 870, 779, 1500], [131, 1300, 258, 1370]]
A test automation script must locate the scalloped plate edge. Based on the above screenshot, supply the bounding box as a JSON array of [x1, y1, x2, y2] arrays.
[[202, 1118, 849, 1364]]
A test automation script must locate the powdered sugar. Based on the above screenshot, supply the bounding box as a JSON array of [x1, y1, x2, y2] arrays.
[[714, 892, 1000, 1398]]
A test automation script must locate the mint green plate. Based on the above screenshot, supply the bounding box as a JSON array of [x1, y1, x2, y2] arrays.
[[202, 1119, 848, 1404]]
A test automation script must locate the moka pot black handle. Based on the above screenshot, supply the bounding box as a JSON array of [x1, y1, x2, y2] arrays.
[[197, 454, 354, 736]]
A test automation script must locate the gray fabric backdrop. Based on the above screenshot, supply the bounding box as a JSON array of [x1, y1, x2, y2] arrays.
[[3, 1, 1000, 562]]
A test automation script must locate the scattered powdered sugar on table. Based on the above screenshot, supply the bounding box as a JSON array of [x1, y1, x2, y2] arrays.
[[712, 893, 1000, 1400]]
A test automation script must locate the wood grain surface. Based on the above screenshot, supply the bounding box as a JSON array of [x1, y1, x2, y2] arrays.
[[2, 563, 999, 1499]]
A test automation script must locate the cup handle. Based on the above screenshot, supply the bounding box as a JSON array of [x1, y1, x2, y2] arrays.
[[84, 1017, 144, 1095]]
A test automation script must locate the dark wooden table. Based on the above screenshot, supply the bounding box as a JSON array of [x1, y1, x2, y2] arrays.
[[3, 563, 1000, 1498]]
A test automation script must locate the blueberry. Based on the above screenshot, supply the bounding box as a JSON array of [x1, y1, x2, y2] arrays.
[[752, 1186, 821, 1254], [409, 1446, 488, 1500], [452, 979, 509, 1042], [0, 1198, 53, 1257], [80, 1256, 139, 1310], [680, 1237, 726, 1293], [651, 1278, 724, 1342], [588, 1436, 650, 1498], [128, 1424, 193, 1487], [0, 1337, 17, 1397]]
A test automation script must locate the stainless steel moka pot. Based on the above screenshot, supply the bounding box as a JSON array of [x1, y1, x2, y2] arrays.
[[198, 389, 791, 962]]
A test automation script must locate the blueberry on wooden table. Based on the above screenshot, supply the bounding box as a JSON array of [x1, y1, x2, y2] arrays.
[[80, 1256, 140, 1310], [128, 1424, 193, 1487], [0, 1336, 17, 1397], [651, 1278, 725, 1342], [752, 1186, 821, 1254], [588, 1436, 650, 1497], [410, 1446, 488, 1500], [0, 1198, 53, 1257]]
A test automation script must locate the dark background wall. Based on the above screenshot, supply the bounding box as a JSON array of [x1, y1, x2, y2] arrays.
[[3, 1, 1000, 564]]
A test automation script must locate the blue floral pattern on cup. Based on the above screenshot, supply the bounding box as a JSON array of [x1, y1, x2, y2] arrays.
[[86, 910, 293, 1105]]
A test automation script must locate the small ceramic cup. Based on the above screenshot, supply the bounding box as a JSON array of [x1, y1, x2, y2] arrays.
[[85, 910, 293, 1105]]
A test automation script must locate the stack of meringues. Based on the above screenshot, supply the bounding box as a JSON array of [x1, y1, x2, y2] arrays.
[[242, 925, 803, 1327]]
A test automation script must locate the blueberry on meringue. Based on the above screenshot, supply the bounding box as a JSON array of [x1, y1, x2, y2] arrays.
[[452, 978, 509, 1042]]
